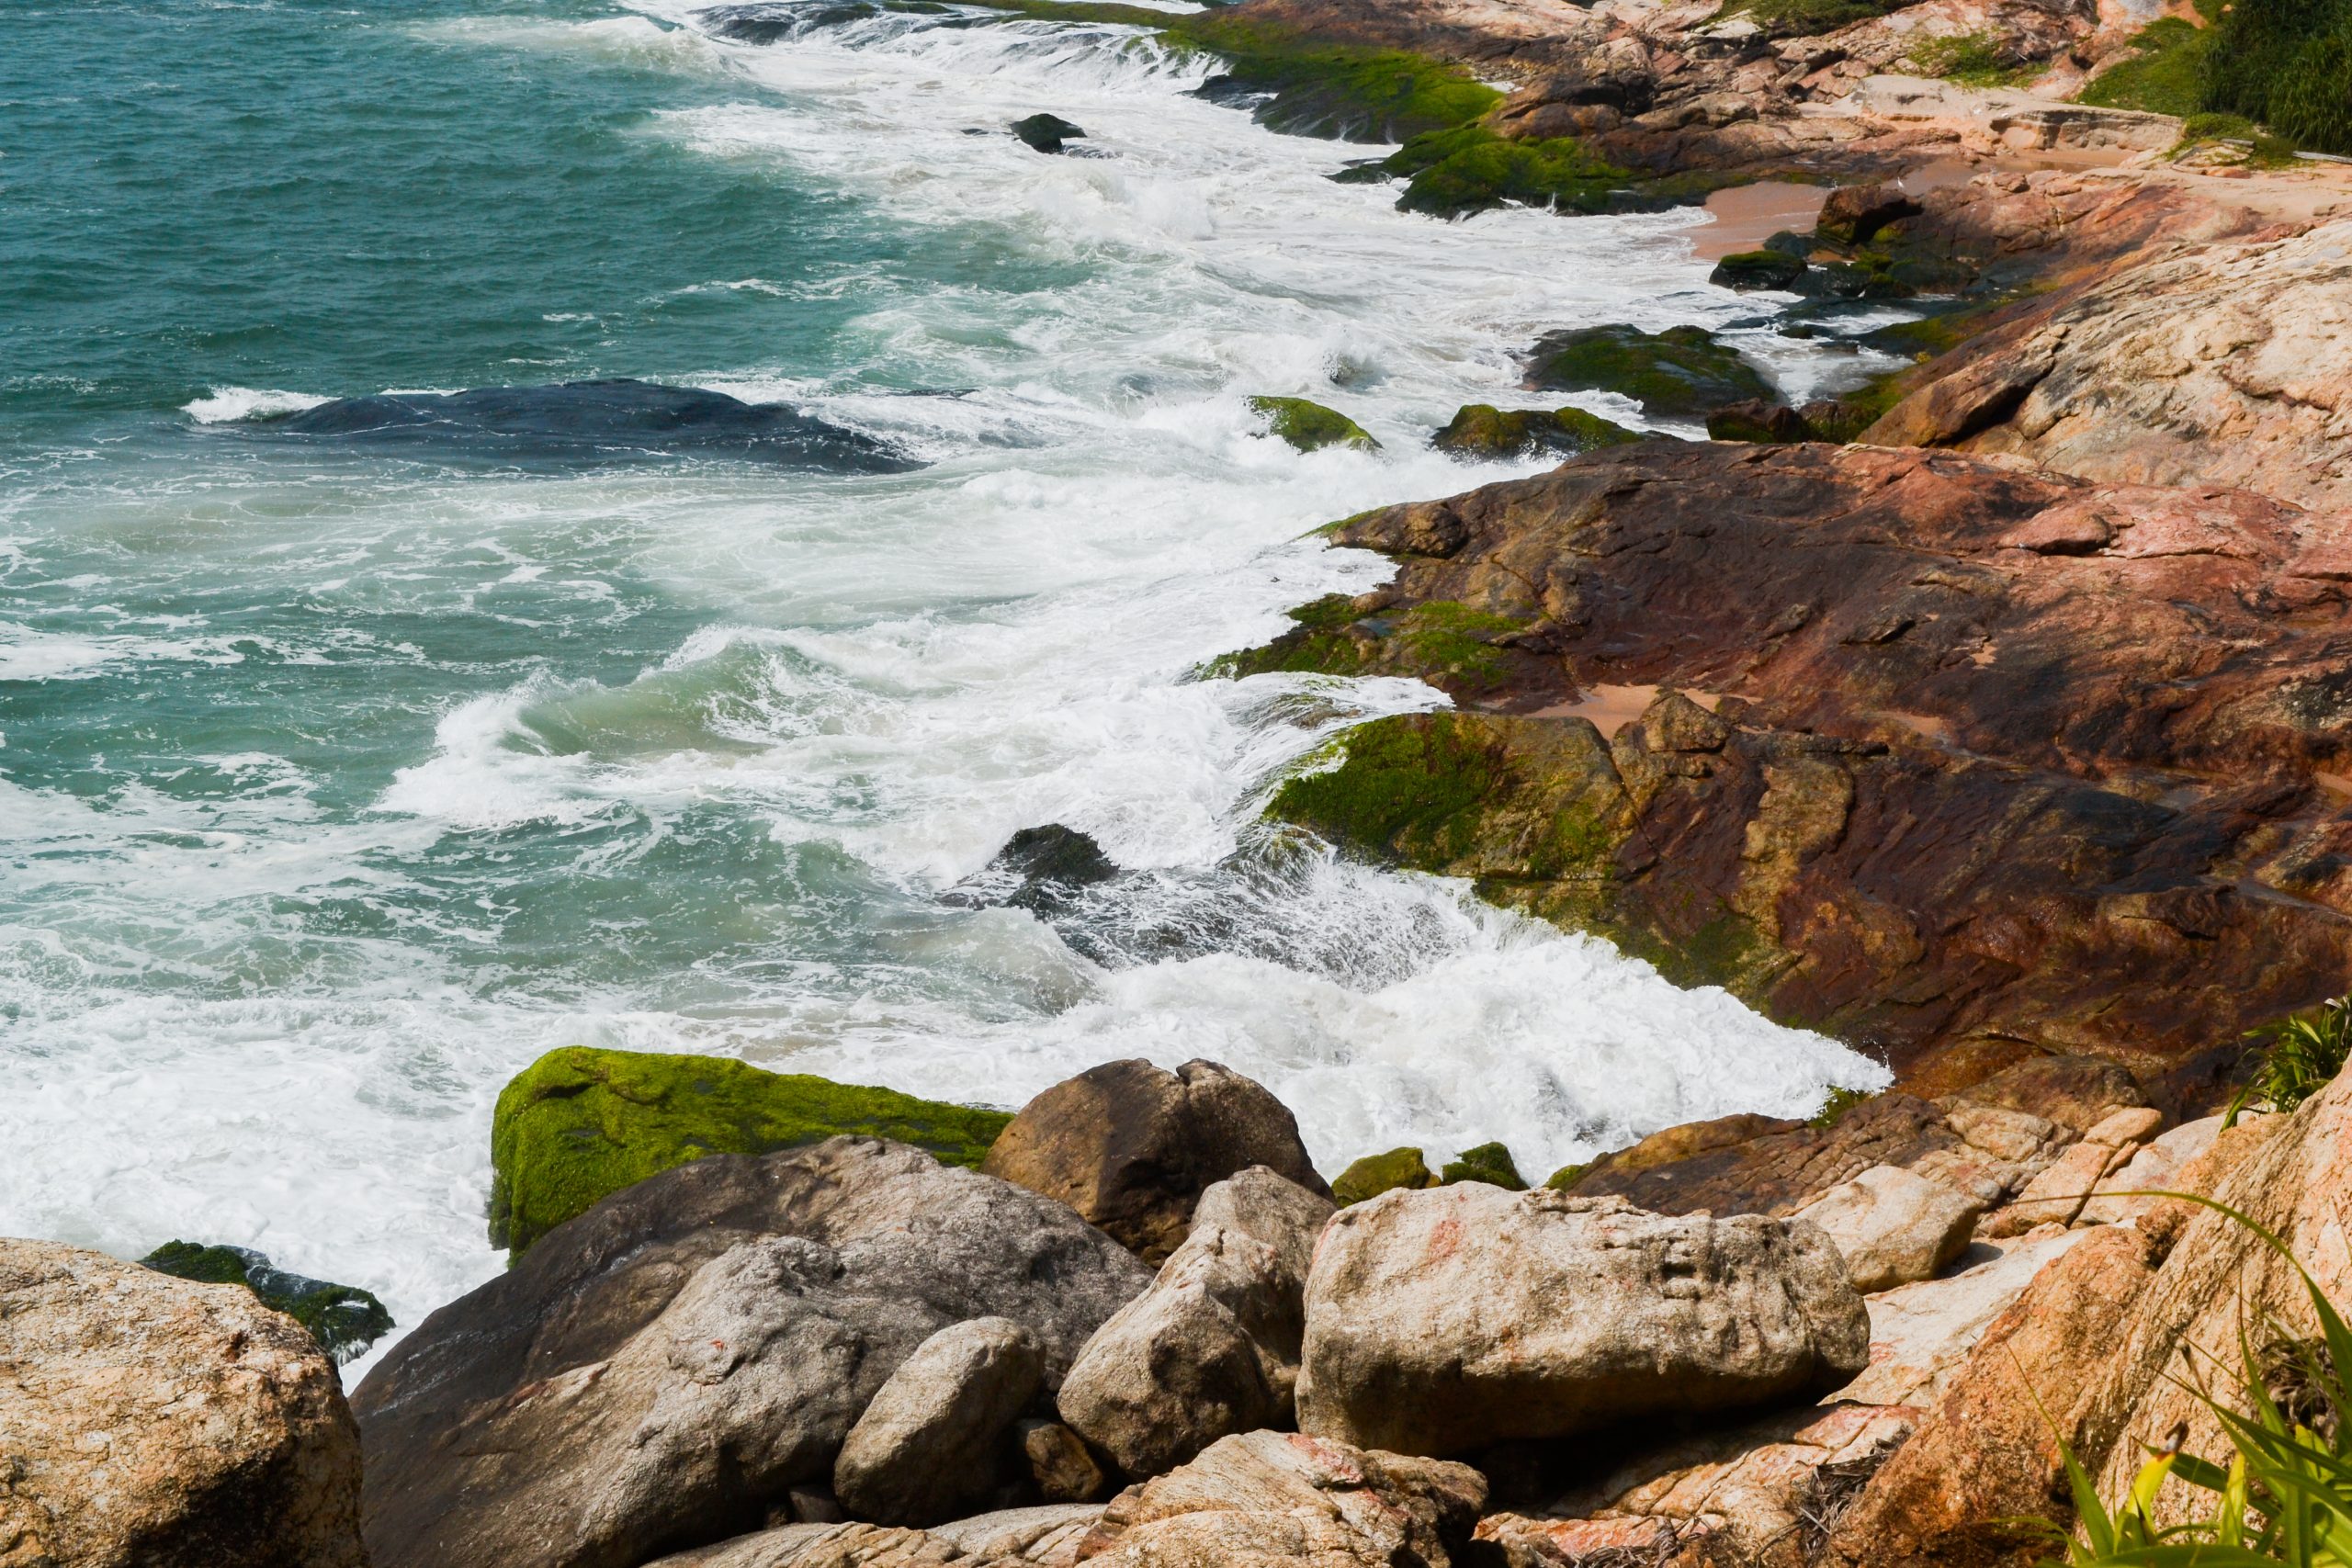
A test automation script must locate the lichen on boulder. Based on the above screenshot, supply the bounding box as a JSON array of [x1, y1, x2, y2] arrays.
[[1246, 394, 1379, 453], [488, 1044, 1013, 1256], [141, 1241, 394, 1365], [1431, 402, 1643, 461], [1521, 323, 1775, 421]]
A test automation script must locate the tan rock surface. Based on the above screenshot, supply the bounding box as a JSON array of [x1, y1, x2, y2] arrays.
[[1793, 1164, 1984, 1292], [0, 1238, 366, 1568]]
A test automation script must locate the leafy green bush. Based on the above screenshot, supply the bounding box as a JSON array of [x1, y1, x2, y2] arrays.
[[2202, 0, 2352, 152], [2079, 17, 2214, 115], [2030, 1197, 2352, 1566], [2227, 998, 2352, 1127]]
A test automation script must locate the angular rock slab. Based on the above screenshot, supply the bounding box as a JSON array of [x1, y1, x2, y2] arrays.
[[1057, 1169, 1334, 1479], [352, 1136, 1152, 1568], [1077, 1429, 1487, 1568], [836, 1317, 1045, 1527], [1792, 1164, 1982, 1292], [980, 1060, 1329, 1264], [0, 1237, 367, 1568], [1297, 1189, 1870, 1457]]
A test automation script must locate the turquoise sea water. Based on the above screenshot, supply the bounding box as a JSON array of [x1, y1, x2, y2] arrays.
[[1, 0, 1892, 1370]]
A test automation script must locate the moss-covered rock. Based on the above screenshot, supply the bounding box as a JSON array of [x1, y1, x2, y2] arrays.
[[1175, 15, 1502, 141], [1544, 1160, 1591, 1191], [1207, 597, 1532, 698], [1247, 395, 1380, 453], [1378, 126, 1627, 219], [1522, 324, 1775, 422], [490, 1045, 1014, 1256], [1706, 400, 1815, 444], [1709, 250, 1808, 292], [1332, 1145, 1437, 1205], [141, 1241, 393, 1364], [1430, 403, 1644, 461], [1440, 1141, 1527, 1189]]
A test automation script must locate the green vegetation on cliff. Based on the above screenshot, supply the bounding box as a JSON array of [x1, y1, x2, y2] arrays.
[[2079, 16, 2213, 117], [1248, 394, 1380, 452], [2200, 0, 2352, 152], [490, 1045, 1012, 1256]]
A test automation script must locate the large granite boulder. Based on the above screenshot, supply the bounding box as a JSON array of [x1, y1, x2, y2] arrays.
[[489, 1045, 1012, 1256], [1075, 1430, 1487, 1568], [1057, 1168, 1334, 1478], [351, 1136, 1152, 1568], [979, 1060, 1329, 1263], [1296, 1188, 1870, 1457], [834, 1317, 1045, 1527], [0, 1238, 367, 1568]]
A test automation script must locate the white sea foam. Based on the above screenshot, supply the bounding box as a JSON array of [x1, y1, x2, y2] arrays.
[[2, 3, 1902, 1382], [183, 387, 332, 423]]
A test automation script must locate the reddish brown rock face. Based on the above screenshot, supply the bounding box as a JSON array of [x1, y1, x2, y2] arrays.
[[1261, 441, 2352, 1108]]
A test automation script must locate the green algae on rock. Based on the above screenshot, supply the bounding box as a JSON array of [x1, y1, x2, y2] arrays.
[[1709, 249, 1809, 292], [1431, 403, 1643, 461], [141, 1240, 394, 1364], [1378, 126, 1627, 219], [1522, 324, 1774, 421], [1440, 1140, 1527, 1189], [1247, 395, 1379, 453], [489, 1045, 1013, 1256], [1175, 15, 1502, 142], [1331, 1145, 1438, 1205], [1207, 597, 1531, 699]]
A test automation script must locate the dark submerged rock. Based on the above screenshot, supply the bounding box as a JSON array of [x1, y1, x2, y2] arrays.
[[1011, 113, 1087, 152], [1430, 402, 1643, 461], [250, 378, 922, 472], [1710, 249, 1810, 291], [141, 1241, 393, 1365]]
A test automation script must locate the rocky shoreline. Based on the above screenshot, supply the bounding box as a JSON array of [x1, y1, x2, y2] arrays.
[[13, 0, 2352, 1560]]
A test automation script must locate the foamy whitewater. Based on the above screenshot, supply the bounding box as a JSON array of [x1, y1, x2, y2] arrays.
[[0, 0, 1896, 1377]]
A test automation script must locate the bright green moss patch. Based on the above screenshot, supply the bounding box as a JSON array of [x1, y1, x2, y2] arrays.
[[1173, 16, 1502, 141], [1721, 0, 1895, 37], [1432, 403, 1645, 461], [1907, 31, 2038, 86], [2079, 16, 2212, 115], [1248, 395, 1380, 453], [1524, 324, 1775, 422], [1377, 126, 1628, 219], [1332, 1145, 1437, 1204], [142, 1241, 394, 1364], [1544, 1160, 1591, 1191], [1268, 712, 1506, 868], [490, 1045, 1013, 1256], [1204, 594, 1373, 679], [1809, 1084, 1875, 1129], [1441, 1140, 1528, 1189]]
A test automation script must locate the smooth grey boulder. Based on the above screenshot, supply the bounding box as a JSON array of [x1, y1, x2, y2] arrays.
[[980, 1060, 1329, 1264], [834, 1316, 1044, 1527], [1295, 1188, 1871, 1457], [1057, 1169, 1335, 1479], [1792, 1164, 1984, 1292], [351, 1136, 1153, 1568]]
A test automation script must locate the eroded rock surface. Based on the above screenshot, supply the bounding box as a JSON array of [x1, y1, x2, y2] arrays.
[[0, 1239, 367, 1568], [1296, 1187, 1870, 1456]]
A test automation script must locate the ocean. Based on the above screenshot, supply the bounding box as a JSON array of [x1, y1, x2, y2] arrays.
[[0, 0, 1892, 1373]]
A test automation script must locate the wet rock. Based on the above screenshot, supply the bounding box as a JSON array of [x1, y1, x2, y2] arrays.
[[1521, 324, 1775, 421], [834, 1317, 1046, 1527], [980, 1059, 1329, 1264], [962, 824, 1122, 915], [1057, 1169, 1333, 1478], [1296, 1187, 1871, 1456], [1790, 1164, 1982, 1292], [0, 1238, 367, 1568], [139, 1239, 392, 1364], [249, 378, 922, 472], [489, 1044, 1012, 1256], [1430, 403, 1642, 461], [1707, 399, 1815, 443], [1257, 441, 2352, 1102], [1077, 1429, 1487, 1568], [352, 1136, 1151, 1568], [1011, 114, 1086, 153], [1331, 1146, 1436, 1206], [1710, 249, 1810, 291], [1814, 182, 1923, 246], [1246, 395, 1380, 453]]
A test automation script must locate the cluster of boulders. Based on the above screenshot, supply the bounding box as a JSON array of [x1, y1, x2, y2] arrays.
[[7, 1037, 2317, 1568]]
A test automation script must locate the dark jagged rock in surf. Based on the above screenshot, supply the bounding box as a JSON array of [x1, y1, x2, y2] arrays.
[[944, 823, 1121, 917], [141, 1240, 394, 1365], [251, 378, 922, 472], [1011, 113, 1087, 153]]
